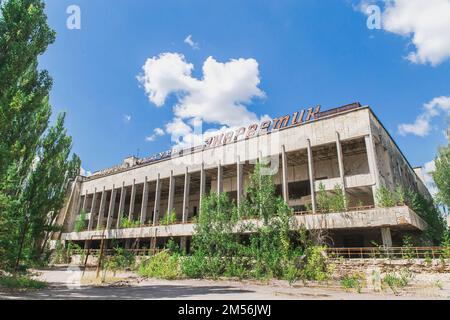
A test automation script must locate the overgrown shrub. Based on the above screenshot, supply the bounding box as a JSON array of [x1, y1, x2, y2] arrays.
[[316, 183, 331, 213], [376, 186, 397, 208], [441, 232, 450, 259], [180, 250, 208, 279], [119, 215, 140, 229], [159, 210, 177, 226], [382, 270, 412, 293], [139, 251, 181, 280], [401, 234, 415, 260], [0, 275, 47, 290], [104, 247, 136, 274], [329, 184, 347, 212], [316, 183, 347, 213], [74, 210, 87, 232], [341, 273, 365, 293], [300, 246, 333, 282], [154, 163, 334, 284]]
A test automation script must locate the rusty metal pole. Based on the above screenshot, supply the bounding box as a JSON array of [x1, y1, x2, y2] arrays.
[[96, 236, 105, 278]]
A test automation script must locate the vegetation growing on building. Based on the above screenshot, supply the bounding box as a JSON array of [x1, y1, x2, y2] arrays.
[[139, 163, 334, 283], [375, 185, 447, 244]]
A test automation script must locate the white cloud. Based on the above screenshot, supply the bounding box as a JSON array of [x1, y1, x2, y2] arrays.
[[360, 0, 450, 66], [398, 96, 450, 137], [123, 114, 132, 124], [145, 135, 156, 142], [154, 127, 165, 136], [422, 159, 438, 196], [145, 128, 167, 142], [184, 35, 199, 50], [80, 167, 92, 177], [398, 115, 431, 137], [165, 118, 192, 144], [138, 52, 267, 147]]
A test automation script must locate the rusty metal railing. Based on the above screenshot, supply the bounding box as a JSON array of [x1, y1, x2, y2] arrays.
[[294, 205, 376, 216], [326, 247, 450, 260], [74, 248, 162, 257]]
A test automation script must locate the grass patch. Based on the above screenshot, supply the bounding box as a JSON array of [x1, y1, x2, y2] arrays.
[[0, 275, 47, 290], [382, 270, 412, 294], [341, 273, 365, 293]]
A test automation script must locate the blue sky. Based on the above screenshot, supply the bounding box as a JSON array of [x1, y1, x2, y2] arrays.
[[40, 0, 450, 175]]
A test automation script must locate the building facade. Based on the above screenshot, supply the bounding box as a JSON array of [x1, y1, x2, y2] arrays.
[[54, 103, 430, 250]]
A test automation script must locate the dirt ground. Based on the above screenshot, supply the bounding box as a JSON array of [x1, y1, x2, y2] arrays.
[[1, 266, 449, 300]]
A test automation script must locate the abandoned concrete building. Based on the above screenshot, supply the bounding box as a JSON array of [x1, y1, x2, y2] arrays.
[[53, 103, 431, 250]]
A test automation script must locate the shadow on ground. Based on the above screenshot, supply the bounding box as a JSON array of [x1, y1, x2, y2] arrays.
[[0, 282, 254, 300]]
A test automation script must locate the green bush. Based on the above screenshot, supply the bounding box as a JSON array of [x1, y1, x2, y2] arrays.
[[376, 186, 397, 208], [104, 247, 136, 274], [316, 183, 347, 213], [164, 163, 334, 284], [74, 210, 87, 232], [119, 215, 140, 229], [316, 183, 330, 212], [382, 270, 412, 293], [441, 232, 450, 259], [0, 275, 47, 290], [159, 210, 177, 226], [181, 250, 208, 279], [139, 251, 181, 280], [329, 184, 347, 212], [341, 273, 364, 293], [401, 234, 415, 260], [300, 246, 332, 282]]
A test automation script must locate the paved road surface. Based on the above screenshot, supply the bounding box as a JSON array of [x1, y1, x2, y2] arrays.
[[1, 268, 449, 300]]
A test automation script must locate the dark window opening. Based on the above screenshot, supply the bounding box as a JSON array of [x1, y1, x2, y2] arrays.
[[288, 180, 311, 200]]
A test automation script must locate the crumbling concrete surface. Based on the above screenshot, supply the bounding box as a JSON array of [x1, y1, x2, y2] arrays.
[[0, 265, 449, 300]]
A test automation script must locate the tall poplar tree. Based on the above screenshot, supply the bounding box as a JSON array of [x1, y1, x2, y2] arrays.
[[433, 145, 450, 208], [0, 0, 80, 270]]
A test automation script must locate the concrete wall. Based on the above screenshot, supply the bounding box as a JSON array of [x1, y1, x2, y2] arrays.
[[369, 113, 431, 199]]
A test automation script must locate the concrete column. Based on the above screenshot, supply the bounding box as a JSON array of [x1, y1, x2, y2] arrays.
[[365, 134, 381, 203], [307, 139, 317, 213], [76, 193, 83, 215], [97, 187, 106, 229], [167, 171, 175, 215], [153, 174, 161, 226], [106, 185, 117, 230], [381, 227, 393, 247], [236, 156, 244, 207], [87, 188, 97, 230], [116, 182, 126, 229], [81, 190, 88, 213], [217, 162, 223, 194], [140, 177, 149, 225], [182, 167, 190, 223], [335, 132, 347, 209], [128, 179, 136, 220], [281, 145, 289, 203], [199, 163, 206, 209]]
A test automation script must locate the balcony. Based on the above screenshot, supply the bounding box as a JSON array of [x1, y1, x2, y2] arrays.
[[62, 206, 427, 242]]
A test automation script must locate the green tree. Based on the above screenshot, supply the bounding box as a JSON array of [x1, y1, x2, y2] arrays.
[[375, 186, 396, 208], [240, 162, 278, 223], [0, 0, 79, 270], [433, 145, 450, 209], [316, 183, 330, 213], [181, 162, 332, 282], [22, 114, 80, 260]]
